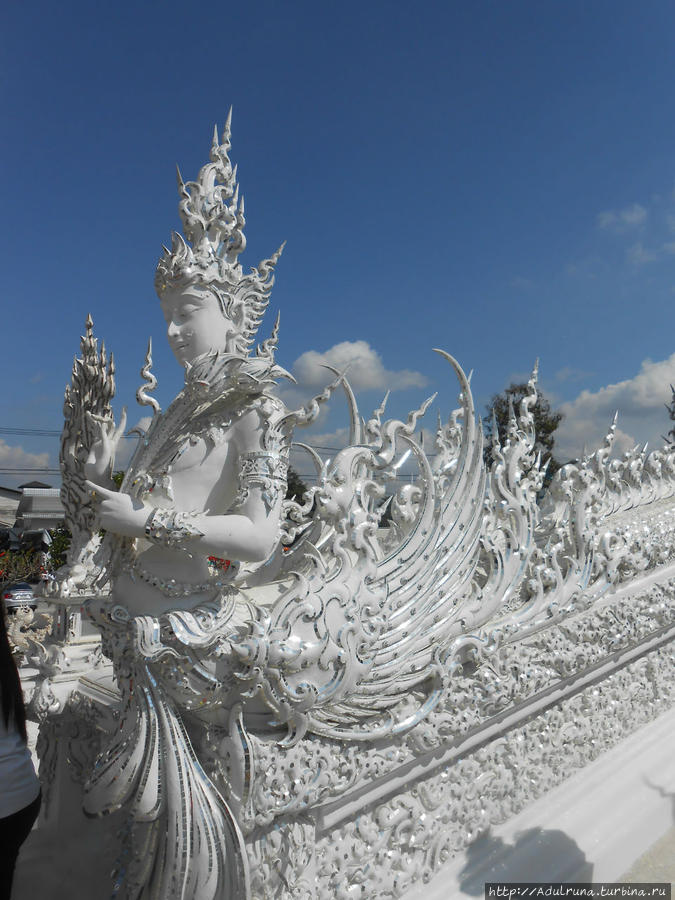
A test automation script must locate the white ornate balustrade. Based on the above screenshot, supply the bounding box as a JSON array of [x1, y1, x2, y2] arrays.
[[16, 117, 675, 899]]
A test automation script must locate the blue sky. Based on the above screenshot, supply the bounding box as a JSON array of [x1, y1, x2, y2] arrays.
[[2, 1, 675, 487]]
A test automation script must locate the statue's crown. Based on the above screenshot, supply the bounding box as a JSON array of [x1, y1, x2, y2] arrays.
[[155, 110, 283, 356]]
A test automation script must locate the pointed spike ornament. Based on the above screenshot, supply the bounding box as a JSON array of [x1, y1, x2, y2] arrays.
[[223, 106, 233, 142], [491, 409, 500, 448], [256, 311, 281, 361]]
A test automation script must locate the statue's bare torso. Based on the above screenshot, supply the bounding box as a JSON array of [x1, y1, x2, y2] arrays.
[[113, 407, 276, 617]]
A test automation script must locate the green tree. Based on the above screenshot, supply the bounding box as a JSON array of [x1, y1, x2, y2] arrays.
[[0, 550, 43, 587], [484, 382, 564, 478], [286, 466, 309, 503], [48, 525, 72, 570]]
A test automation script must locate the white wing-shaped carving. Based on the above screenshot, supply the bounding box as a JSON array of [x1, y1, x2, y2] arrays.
[[231, 351, 553, 742]]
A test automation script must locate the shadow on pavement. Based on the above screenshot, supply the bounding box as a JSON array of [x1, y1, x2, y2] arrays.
[[458, 826, 594, 893]]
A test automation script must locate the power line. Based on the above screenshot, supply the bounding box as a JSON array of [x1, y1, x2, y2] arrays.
[[291, 444, 342, 453], [1, 427, 438, 459], [0, 469, 61, 475], [0, 427, 345, 452], [0, 427, 139, 440], [0, 427, 61, 437]]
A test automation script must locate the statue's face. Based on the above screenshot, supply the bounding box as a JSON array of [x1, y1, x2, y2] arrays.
[[160, 284, 238, 366]]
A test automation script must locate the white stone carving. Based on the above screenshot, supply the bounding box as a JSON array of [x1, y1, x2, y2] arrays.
[[28, 114, 675, 899], [312, 638, 675, 899], [45, 314, 116, 598], [6, 606, 52, 660]]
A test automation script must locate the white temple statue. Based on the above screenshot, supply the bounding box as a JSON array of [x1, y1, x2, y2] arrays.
[[29, 112, 675, 900]]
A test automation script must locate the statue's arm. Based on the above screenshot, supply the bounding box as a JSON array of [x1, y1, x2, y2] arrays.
[[84, 408, 286, 563], [208, 407, 287, 561]]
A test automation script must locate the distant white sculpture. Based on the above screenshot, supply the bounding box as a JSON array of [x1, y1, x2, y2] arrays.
[[42, 112, 675, 899]]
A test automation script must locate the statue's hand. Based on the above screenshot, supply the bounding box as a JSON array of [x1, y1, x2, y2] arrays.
[[84, 479, 148, 538], [84, 408, 127, 486]]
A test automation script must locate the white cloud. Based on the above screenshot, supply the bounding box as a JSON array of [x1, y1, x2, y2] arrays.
[[554, 366, 594, 384], [113, 416, 153, 470], [597, 202, 647, 231], [291, 340, 428, 392], [300, 426, 351, 450], [302, 422, 434, 451], [626, 241, 657, 265], [0, 441, 50, 472], [556, 353, 675, 460]]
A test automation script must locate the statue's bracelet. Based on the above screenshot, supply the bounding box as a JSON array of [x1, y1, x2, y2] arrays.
[[144, 507, 205, 549]]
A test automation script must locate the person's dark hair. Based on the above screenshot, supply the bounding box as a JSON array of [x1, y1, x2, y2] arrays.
[[0, 605, 27, 742]]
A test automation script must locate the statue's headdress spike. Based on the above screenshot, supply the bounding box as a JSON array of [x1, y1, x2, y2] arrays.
[[155, 112, 282, 356]]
